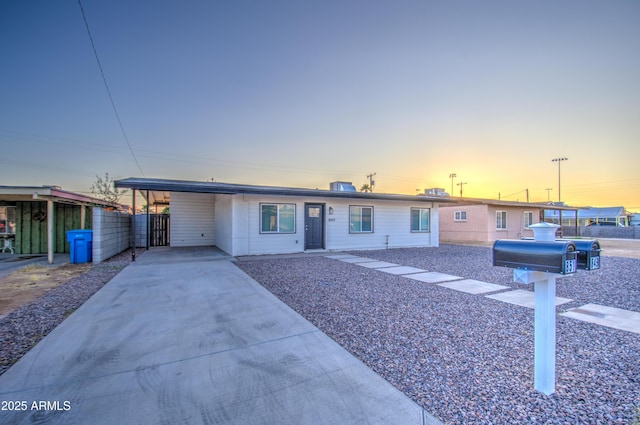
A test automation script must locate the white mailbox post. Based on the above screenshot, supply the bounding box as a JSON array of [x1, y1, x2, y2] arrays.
[[513, 222, 563, 395], [493, 224, 600, 395]]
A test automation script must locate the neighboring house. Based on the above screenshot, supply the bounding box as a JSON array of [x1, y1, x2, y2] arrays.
[[114, 178, 456, 256], [0, 186, 121, 263], [545, 206, 629, 227], [439, 199, 577, 243]]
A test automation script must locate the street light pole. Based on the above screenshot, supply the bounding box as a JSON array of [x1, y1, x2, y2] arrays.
[[551, 157, 568, 202], [449, 173, 456, 196]]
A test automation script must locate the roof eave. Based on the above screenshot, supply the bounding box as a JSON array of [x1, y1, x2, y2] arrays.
[[114, 177, 456, 203]]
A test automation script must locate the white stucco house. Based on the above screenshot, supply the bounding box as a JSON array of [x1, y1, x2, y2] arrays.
[[114, 178, 456, 256]]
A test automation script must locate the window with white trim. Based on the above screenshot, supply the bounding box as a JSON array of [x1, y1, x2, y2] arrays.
[[524, 211, 534, 228], [454, 210, 467, 222], [410, 208, 430, 232], [0, 206, 16, 234], [260, 203, 295, 233], [496, 211, 507, 230], [349, 206, 373, 233]]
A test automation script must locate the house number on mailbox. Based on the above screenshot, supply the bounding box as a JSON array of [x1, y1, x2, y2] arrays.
[[564, 259, 576, 274]]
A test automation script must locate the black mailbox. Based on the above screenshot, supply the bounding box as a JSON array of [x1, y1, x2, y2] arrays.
[[493, 239, 578, 275], [557, 239, 601, 270], [521, 238, 601, 271]]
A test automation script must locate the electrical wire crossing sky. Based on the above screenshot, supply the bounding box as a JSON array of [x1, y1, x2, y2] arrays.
[[1, 0, 638, 209]]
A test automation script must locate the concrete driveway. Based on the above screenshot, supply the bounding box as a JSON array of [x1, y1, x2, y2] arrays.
[[0, 248, 434, 424]]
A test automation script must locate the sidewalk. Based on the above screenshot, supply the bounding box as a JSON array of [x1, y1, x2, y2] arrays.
[[0, 248, 437, 424]]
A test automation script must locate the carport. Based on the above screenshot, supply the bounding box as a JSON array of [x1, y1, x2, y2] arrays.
[[0, 186, 120, 264]]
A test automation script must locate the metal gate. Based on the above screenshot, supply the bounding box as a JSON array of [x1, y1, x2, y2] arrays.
[[150, 214, 170, 247]]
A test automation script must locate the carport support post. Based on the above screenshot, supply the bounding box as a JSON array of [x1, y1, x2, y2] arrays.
[[131, 189, 136, 262], [80, 205, 86, 230], [47, 200, 54, 264], [146, 190, 150, 250]]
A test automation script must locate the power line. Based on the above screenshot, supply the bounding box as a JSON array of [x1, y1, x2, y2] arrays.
[[0, 130, 369, 178], [501, 189, 527, 199], [76, 0, 145, 176], [3, 129, 637, 201], [0, 158, 89, 177]]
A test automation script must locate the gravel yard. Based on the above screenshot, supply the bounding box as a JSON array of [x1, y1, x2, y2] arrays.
[[236, 245, 640, 424]]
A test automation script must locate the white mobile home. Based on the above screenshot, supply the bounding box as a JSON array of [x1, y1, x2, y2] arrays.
[[115, 178, 454, 256]]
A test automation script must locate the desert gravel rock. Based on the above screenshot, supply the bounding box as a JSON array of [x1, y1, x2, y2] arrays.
[[236, 245, 640, 425]]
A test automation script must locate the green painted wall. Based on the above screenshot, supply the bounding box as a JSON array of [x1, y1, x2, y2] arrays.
[[14, 202, 92, 254]]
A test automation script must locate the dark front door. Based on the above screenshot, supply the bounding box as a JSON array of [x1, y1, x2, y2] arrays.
[[305, 204, 324, 250]]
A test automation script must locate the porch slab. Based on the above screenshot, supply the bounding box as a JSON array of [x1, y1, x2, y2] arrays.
[[485, 289, 572, 309], [356, 261, 399, 269], [560, 303, 640, 334], [377, 266, 427, 275], [403, 272, 462, 284], [438, 279, 509, 295]]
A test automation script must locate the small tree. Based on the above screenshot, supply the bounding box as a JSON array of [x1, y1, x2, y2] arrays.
[[360, 183, 371, 193], [90, 172, 127, 203]]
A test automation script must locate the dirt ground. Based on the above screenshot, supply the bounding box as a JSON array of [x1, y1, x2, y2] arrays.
[[598, 238, 640, 259], [0, 263, 91, 319], [443, 238, 640, 259]]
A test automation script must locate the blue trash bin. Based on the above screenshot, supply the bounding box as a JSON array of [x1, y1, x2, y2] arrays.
[[65, 230, 93, 264]]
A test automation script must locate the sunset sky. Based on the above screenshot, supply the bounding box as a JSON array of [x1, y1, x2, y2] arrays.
[[1, 1, 638, 210]]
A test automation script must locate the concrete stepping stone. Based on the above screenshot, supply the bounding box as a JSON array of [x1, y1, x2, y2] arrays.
[[356, 261, 399, 269], [403, 272, 462, 284], [438, 279, 509, 295], [377, 266, 426, 275], [560, 303, 640, 334], [486, 289, 572, 309], [338, 257, 377, 263], [324, 254, 359, 260]]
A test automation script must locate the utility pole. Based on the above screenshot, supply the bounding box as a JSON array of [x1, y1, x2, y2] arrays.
[[457, 181, 467, 197], [551, 157, 568, 202], [545, 188, 553, 202], [552, 157, 568, 234], [449, 173, 457, 196], [526, 188, 530, 203], [366, 172, 376, 192]]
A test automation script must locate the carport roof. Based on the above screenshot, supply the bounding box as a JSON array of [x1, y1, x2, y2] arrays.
[[114, 177, 458, 205], [0, 185, 122, 208]]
